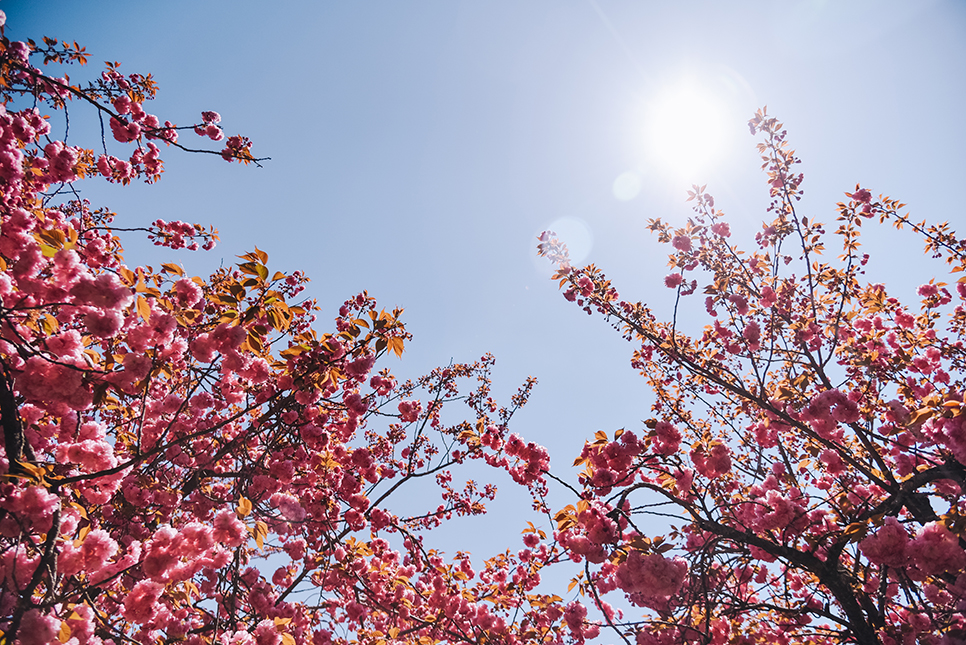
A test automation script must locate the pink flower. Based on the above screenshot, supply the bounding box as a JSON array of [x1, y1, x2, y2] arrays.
[[653, 421, 681, 455], [563, 601, 588, 633], [397, 399, 421, 423], [691, 443, 731, 479], [283, 538, 307, 561], [819, 449, 846, 476], [664, 273, 683, 289], [851, 188, 872, 203], [674, 468, 694, 495], [614, 551, 688, 607], [271, 492, 307, 521], [142, 526, 180, 579], [19, 485, 59, 526], [122, 580, 164, 623], [710, 222, 731, 237], [672, 235, 692, 252], [205, 124, 224, 141], [109, 117, 140, 143], [18, 609, 59, 645], [742, 321, 761, 348], [213, 509, 247, 547], [345, 600, 369, 623], [895, 310, 915, 329], [254, 621, 282, 645], [345, 354, 375, 378], [859, 517, 909, 568], [173, 277, 203, 307], [83, 309, 123, 338], [759, 285, 777, 308], [344, 392, 369, 416], [227, 631, 255, 645], [70, 273, 133, 309], [96, 154, 113, 177], [77, 529, 118, 574], [908, 521, 966, 575], [112, 94, 132, 115], [728, 294, 749, 315]]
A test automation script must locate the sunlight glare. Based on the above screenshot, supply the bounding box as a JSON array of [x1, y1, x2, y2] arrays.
[[645, 83, 727, 179]]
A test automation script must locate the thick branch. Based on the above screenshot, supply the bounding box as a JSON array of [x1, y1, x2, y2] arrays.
[[1, 368, 27, 474]]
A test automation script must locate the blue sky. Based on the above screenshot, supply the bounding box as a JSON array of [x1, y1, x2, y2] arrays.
[[6, 0, 966, 564]]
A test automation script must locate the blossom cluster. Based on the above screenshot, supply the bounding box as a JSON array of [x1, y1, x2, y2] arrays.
[[538, 107, 966, 643], [0, 25, 575, 645]]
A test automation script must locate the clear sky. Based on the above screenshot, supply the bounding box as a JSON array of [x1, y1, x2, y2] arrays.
[[5, 0, 966, 568]]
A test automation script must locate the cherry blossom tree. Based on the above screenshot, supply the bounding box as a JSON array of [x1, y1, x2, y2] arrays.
[[538, 109, 966, 644], [0, 17, 573, 645]]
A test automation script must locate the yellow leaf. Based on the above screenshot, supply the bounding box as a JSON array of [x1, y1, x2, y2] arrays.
[[135, 295, 151, 321], [255, 520, 268, 549], [161, 263, 185, 276], [41, 314, 59, 335], [118, 266, 136, 285], [246, 331, 264, 353], [237, 496, 253, 517], [906, 407, 935, 426], [72, 525, 91, 547], [556, 517, 576, 531], [70, 501, 88, 519], [18, 460, 47, 484], [238, 261, 267, 280], [58, 620, 71, 643], [281, 635, 296, 645]]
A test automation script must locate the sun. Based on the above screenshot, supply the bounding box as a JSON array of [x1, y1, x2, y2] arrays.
[[645, 82, 728, 179]]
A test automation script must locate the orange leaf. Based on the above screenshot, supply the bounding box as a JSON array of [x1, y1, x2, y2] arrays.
[[237, 496, 253, 517], [161, 263, 185, 276], [135, 295, 151, 321], [254, 520, 268, 549]]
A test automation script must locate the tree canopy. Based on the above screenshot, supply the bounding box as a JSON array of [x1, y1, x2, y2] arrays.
[[2, 14, 965, 645]]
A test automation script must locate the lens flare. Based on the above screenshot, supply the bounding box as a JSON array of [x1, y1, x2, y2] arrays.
[[612, 171, 643, 201]]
